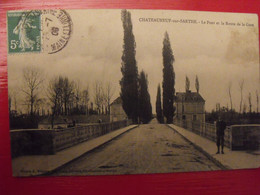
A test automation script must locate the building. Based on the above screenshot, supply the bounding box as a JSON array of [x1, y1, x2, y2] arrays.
[[175, 90, 205, 123], [110, 97, 127, 122]]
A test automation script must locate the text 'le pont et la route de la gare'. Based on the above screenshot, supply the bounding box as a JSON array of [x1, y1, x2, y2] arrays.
[[138, 18, 254, 27]]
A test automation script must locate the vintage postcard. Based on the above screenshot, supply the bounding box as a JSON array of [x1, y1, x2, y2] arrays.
[[7, 9, 259, 177]]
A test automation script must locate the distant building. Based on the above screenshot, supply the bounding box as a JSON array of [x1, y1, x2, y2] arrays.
[[110, 97, 127, 122], [175, 90, 205, 123]]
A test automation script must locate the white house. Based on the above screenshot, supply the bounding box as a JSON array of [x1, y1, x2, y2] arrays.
[[175, 90, 205, 123], [110, 97, 127, 122]]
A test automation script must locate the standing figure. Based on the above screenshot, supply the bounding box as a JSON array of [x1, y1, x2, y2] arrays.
[[216, 115, 226, 154], [13, 13, 36, 51]]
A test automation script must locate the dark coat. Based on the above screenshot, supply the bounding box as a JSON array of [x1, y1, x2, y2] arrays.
[[216, 120, 226, 136]]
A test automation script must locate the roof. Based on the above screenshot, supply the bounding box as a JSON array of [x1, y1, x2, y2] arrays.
[[110, 97, 122, 105], [176, 91, 205, 103]]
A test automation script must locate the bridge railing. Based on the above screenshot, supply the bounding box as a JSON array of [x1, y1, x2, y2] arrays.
[[53, 120, 129, 152], [173, 119, 231, 148], [10, 120, 131, 158]]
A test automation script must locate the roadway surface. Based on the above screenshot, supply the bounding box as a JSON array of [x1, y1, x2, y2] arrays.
[[52, 119, 221, 175]]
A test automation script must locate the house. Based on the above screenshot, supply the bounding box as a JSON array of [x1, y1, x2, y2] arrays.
[[175, 90, 205, 123], [110, 97, 127, 122]]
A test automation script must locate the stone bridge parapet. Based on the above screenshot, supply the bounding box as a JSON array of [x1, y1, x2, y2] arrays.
[[10, 120, 131, 158], [174, 119, 260, 150]]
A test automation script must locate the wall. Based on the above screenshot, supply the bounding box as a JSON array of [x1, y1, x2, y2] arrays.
[[10, 130, 54, 158], [231, 125, 260, 150]]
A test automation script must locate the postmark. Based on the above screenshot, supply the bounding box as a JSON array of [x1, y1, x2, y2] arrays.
[[41, 10, 73, 54], [7, 10, 72, 54]]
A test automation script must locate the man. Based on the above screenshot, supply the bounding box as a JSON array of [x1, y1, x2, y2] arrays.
[[216, 115, 226, 154]]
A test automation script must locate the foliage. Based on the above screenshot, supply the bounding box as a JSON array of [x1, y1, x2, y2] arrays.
[[120, 9, 139, 123], [21, 66, 44, 116], [93, 81, 104, 114], [162, 32, 175, 123], [47, 76, 90, 128], [156, 84, 163, 123], [185, 76, 190, 92], [206, 109, 260, 125], [195, 75, 199, 93], [139, 71, 152, 123]]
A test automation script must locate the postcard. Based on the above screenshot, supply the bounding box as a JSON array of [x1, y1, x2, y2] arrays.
[[7, 9, 259, 176]]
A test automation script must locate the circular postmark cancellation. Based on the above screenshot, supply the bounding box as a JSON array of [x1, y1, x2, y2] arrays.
[[7, 9, 72, 54], [41, 10, 73, 54]]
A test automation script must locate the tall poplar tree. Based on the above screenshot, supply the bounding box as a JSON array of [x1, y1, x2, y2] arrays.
[[185, 76, 190, 92], [156, 84, 163, 123], [162, 32, 175, 123], [120, 10, 139, 123], [139, 71, 152, 123], [195, 75, 199, 93]]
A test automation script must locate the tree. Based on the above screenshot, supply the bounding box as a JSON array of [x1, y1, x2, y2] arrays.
[[256, 90, 259, 113], [156, 84, 163, 123], [139, 71, 152, 123], [93, 81, 104, 114], [62, 77, 74, 115], [82, 88, 90, 115], [34, 98, 46, 116], [243, 101, 247, 114], [103, 81, 115, 114], [8, 95, 11, 113], [228, 81, 233, 111], [239, 79, 244, 113], [185, 76, 190, 92], [162, 31, 175, 123], [21, 66, 44, 116], [120, 9, 139, 123], [74, 80, 81, 111], [8, 88, 19, 112], [248, 92, 252, 113], [195, 75, 200, 93], [216, 103, 221, 112], [47, 76, 63, 128]]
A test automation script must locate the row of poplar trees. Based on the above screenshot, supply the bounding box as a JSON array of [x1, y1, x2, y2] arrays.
[[120, 10, 152, 124], [120, 10, 175, 124], [156, 32, 175, 124]]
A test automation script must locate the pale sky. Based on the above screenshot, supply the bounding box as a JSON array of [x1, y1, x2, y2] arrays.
[[8, 9, 259, 113]]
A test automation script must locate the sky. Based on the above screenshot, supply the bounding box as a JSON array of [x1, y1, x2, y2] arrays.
[[8, 9, 259, 113]]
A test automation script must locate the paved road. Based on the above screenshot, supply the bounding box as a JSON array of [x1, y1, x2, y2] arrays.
[[52, 119, 221, 175]]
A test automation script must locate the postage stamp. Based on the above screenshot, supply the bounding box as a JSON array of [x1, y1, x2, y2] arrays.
[[7, 10, 72, 54], [7, 11, 41, 53]]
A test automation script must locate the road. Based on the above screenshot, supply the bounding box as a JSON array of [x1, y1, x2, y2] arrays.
[[52, 119, 221, 175]]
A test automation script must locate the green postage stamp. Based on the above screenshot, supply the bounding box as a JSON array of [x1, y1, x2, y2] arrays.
[[7, 11, 41, 53], [7, 10, 72, 54]]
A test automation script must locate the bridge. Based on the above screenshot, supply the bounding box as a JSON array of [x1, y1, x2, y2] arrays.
[[11, 119, 260, 176]]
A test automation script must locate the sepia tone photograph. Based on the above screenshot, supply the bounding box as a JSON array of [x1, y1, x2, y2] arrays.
[[7, 9, 260, 177]]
